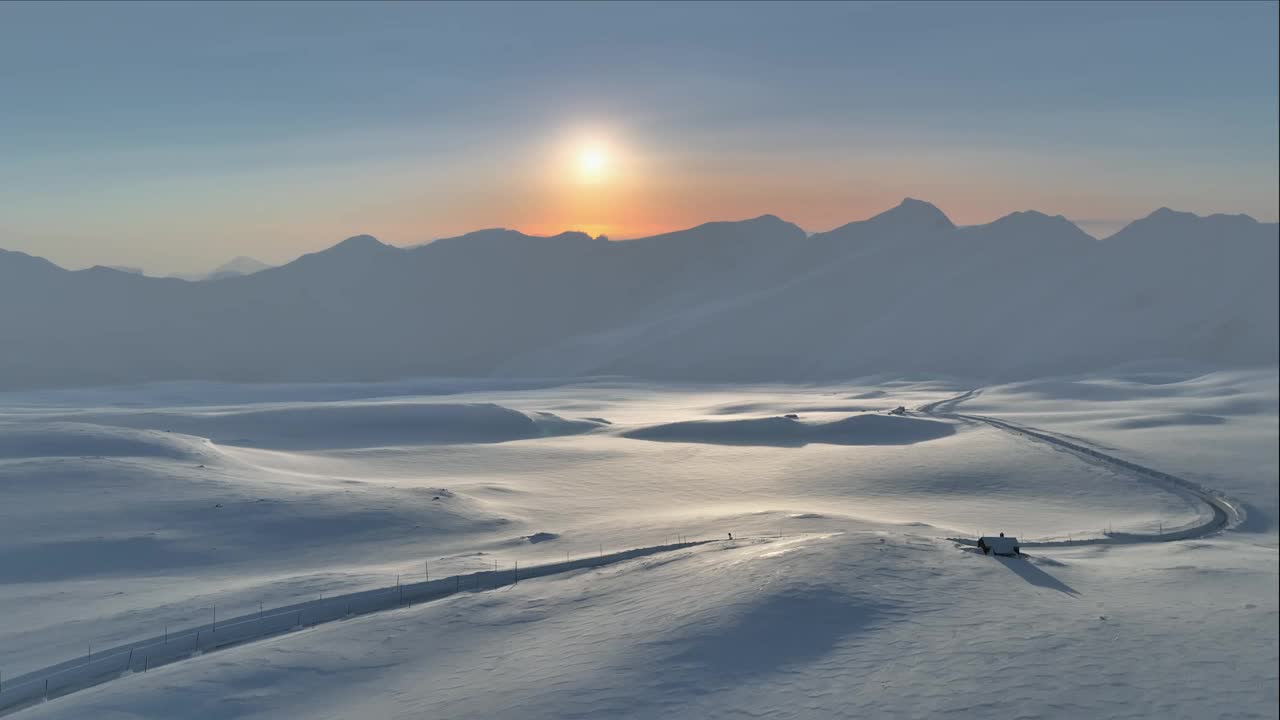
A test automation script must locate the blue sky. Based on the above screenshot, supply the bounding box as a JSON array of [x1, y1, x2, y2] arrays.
[[1, 1, 1276, 273]]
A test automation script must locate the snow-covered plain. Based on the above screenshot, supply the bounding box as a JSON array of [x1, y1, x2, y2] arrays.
[[0, 369, 1276, 719]]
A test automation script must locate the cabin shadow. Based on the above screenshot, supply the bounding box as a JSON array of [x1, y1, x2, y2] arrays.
[[996, 556, 1080, 596]]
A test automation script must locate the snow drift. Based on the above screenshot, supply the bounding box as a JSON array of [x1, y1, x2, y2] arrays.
[[64, 403, 606, 450], [622, 413, 955, 447]]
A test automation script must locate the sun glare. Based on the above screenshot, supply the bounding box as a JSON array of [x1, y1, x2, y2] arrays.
[[578, 145, 608, 182]]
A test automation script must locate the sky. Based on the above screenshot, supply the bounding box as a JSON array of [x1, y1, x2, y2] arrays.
[[1, 1, 1276, 274]]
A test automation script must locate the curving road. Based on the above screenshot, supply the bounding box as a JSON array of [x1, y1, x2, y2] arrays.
[[918, 390, 1245, 548]]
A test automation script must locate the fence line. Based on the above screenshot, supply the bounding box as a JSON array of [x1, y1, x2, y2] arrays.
[[0, 538, 715, 717]]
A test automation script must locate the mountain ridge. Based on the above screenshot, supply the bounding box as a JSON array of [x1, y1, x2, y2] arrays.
[[0, 199, 1274, 390]]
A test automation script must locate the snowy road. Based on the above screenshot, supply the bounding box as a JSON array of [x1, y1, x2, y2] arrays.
[[0, 539, 713, 717], [919, 391, 1245, 547]]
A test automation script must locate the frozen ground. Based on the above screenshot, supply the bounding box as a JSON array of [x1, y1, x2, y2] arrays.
[[0, 370, 1276, 718]]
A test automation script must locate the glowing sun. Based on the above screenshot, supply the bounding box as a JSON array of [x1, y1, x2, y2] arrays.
[[577, 145, 609, 182]]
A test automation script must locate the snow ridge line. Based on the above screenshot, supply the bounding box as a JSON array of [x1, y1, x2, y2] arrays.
[[0, 539, 714, 717], [919, 393, 1244, 547]]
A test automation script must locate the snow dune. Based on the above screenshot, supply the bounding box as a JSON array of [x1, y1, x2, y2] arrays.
[[56, 402, 607, 450], [0, 423, 215, 461], [622, 413, 954, 447], [12, 532, 1276, 720]]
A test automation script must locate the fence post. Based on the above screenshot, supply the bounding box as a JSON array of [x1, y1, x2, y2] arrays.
[[164, 625, 168, 644], [425, 561, 429, 582], [514, 561, 518, 584], [127, 648, 134, 670], [88, 643, 92, 663], [195, 630, 200, 650], [144, 655, 149, 673]]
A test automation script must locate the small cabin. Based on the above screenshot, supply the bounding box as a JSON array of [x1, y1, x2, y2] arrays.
[[977, 534, 1020, 556]]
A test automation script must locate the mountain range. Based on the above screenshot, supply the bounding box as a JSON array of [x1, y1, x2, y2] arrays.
[[1, 199, 1275, 389]]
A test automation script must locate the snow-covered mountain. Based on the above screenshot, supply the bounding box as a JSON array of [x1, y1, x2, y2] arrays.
[[0, 200, 1275, 389], [168, 255, 273, 281], [203, 255, 272, 280]]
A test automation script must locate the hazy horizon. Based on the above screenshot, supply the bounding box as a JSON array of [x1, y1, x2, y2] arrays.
[[3, 1, 1277, 274], [8, 197, 1275, 277]]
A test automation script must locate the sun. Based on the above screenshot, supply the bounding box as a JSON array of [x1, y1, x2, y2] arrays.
[[577, 145, 609, 182]]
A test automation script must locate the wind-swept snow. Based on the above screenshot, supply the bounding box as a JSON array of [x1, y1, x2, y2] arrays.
[[0, 373, 1275, 719], [622, 413, 954, 446]]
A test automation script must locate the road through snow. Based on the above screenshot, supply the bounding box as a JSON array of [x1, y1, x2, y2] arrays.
[[918, 390, 1245, 548], [0, 539, 714, 717]]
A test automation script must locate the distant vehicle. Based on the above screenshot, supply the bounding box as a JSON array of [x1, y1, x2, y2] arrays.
[[977, 533, 1020, 556], [783, 413, 799, 419], [889, 406, 907, 415]]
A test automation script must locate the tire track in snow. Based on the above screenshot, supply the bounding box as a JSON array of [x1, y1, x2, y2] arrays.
[[918, 392, 1245, 548]]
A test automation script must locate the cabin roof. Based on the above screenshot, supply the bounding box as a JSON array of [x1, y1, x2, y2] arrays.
[[979, 536, 1020, 553]]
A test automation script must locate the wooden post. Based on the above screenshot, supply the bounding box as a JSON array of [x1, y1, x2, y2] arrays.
[[127, 647, 134, 669], [425, 561, 429, 582], [164, 625, 168, 643], [514, 560, 518, 584], [144, 655, 149, 673], [88, 643, 92, 663]]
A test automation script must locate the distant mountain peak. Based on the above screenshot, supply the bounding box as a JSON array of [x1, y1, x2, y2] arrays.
[[867, 198, 955, 230], [204, 255, 271, 280], [1142, 207, 1259, 225], [302, 234, 396, 259], [988, 209, 1078, 228], [629, 214, 806, 246], [329, 234, 387, 251], [960, 209, 1094, 245], [1107, 206, 1266, 242], [0, 247, 64, 276]]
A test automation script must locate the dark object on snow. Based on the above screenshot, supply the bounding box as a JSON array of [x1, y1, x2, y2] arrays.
[[783, 413, 799, 420], [977, 532, 1020, 556], [889, 406, 907, 416], [728, 532, 733, 540]]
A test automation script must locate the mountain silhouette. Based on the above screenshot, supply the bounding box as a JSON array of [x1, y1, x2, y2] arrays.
[[0, 201, 1274, 389]]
